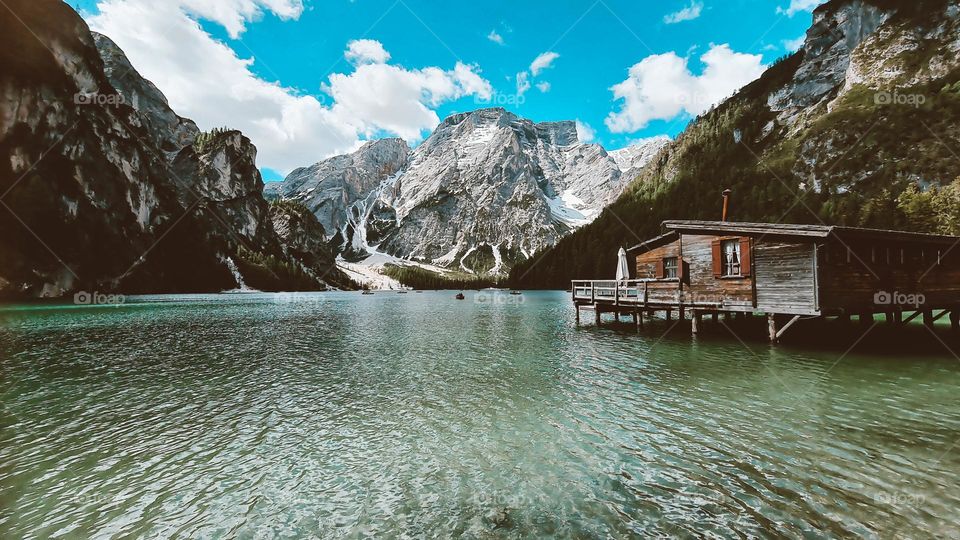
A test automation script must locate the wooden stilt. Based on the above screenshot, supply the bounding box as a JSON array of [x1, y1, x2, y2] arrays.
[[575, 305, 580, 325], [692, 312, 701, 335], [859, 312, 872, 326], [768, 313, 778, 343], [886, 311, 896, 325], [679, 306, 686, 321], [712, 312, 719, 323], [923, 310, 934, 329], [595, 306, 601, 326], [665, 309, 672, 321], [951, 310, 959, 332]]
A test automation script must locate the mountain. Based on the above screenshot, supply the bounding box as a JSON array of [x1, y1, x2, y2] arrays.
[[280, 108, 668, 276], [509, 0, 960, 289], [0, 0, 350, 298], [279, 137, 410, 254]]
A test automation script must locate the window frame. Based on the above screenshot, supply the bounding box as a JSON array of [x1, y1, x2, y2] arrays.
[[720, 238, 742, 277], [663, 256, 679, 279]]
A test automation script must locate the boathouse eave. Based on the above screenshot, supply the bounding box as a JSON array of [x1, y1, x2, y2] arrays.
[[659, 220, 960, 246], [626, 231, 679, 254], [661, 220, 832, 239]]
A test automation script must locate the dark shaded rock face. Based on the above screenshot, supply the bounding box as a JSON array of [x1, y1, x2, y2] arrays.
[[0, 0, 343, 297]]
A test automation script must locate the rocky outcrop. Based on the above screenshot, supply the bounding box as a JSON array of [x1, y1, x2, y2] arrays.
[[282, 138, 409, 235], [93, 32, 199, 153], [280, 108, 667, 275]]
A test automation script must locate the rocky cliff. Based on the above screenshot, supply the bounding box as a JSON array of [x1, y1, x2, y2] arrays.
[[0, 0, 348, 297], [281, 108, 668, 275], [510, 0, 960, 289]]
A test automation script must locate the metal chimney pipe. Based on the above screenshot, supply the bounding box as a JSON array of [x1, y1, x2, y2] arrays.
[[722, 189, 732, 221]]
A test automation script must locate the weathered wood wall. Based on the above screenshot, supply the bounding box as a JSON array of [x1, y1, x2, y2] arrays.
[[752, 240, 818, 314], [682, 234, 754, 310]]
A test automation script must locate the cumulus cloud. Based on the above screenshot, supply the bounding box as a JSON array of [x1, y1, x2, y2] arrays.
[[345, 39, 391, 65], [325, 61, 492, 141], [777, 0, 826, 16], [605, 44, 766, 133], [529, 51, 559, 76], [664, 1, 703, 24], [536, 81, 551, 93], [487, 29, 504, 45], [88, 0, 492, 174], [575, 120, 595, 143]]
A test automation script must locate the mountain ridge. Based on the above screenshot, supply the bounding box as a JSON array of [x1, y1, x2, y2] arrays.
[[278, 107, 669, 277]]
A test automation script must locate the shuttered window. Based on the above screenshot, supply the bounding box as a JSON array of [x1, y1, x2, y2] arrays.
[[712, 237, 751, 278]]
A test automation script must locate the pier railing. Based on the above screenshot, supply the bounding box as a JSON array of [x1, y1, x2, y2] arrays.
[[571, 279, 723, 308]]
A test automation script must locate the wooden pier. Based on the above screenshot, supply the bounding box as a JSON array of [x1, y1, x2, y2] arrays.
[[573, 221, 960, 342]]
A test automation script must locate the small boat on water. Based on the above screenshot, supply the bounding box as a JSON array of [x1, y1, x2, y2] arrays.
[[509, 290, 522, 295], [397, 290, 408, 294], [361, 290, 374, 295], [455, 292, 465, 300]]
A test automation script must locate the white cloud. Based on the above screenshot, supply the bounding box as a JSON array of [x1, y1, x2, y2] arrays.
[[777, 0, 826, 16], [536, 81, 551, 93], [325, 61, 492, 141], [529, 51, 559, 76], [180, 0, 303, 38], [516, 71, 531, 97], [663, 1, 703, 24], [605, 44, 766, 133], [783, 34, 806, 52], [575, 120, 595, 143], [345, 39, 391, 65], [487, 29, 504, 45], [88, 0, 491, 174]]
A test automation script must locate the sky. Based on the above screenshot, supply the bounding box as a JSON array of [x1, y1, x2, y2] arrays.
[[75, 0, 826, 181]]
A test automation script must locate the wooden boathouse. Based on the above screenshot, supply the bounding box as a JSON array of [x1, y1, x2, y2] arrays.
[[572, 220, 960, 342]]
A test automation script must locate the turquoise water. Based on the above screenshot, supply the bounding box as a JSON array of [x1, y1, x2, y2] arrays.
[[1, 291, 959, 538]]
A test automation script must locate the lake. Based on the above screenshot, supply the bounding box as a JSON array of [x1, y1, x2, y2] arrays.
[[1, 291, 959, 538]]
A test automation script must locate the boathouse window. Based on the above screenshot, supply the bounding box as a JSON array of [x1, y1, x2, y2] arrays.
[[712, 238, 751, 278], [722, 240, 740, 276], [663, 257, 678, 279]]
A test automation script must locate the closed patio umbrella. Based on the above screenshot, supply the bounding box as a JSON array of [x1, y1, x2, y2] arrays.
[[615, 247, 630, 281]]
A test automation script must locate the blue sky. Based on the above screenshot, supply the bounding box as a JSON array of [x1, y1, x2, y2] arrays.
[[77, 0, 822, 180]]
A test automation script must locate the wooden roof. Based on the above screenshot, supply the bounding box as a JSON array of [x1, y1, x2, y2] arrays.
[[626, 231, 678, 253], [663, 220, 832, 238], [627, 220, 960, 251]]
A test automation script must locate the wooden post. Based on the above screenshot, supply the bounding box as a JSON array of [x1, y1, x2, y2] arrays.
[[886, 311, 896, 325], [951, 309, 959, 333], [692, 311, 701, 335], [860, 312, 872, 326], [575, 305, 580, 325], [665, 309, 672, 321], [768, 313, 778, 343], [923, 310, 934, 329], [679, 306, 686, 321], [712, 312, 719, 323]]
